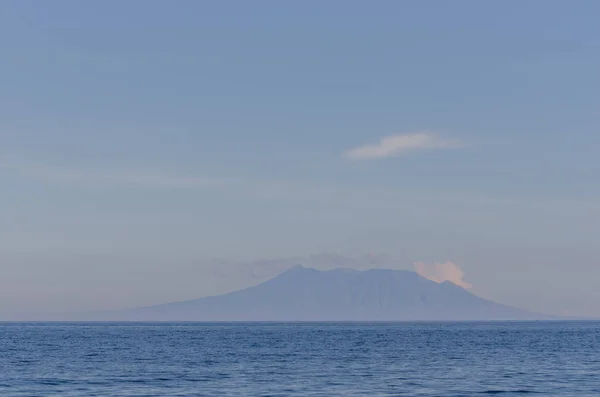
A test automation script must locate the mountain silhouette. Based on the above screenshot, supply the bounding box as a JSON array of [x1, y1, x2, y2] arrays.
[[102, 266, 547, 321]]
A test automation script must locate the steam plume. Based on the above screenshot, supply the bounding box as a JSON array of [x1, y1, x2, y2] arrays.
[[414, 261, 472, 289]]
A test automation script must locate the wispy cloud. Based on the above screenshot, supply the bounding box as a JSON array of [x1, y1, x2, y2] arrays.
[[0, 158, 231, 189], [344, 132, 461, 160], [2, 155, 599, 221], [0, 160, 469, 213], [413, 261, 472, 289]]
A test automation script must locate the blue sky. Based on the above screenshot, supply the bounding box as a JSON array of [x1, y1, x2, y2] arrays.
[[1, 1, 600, 318]]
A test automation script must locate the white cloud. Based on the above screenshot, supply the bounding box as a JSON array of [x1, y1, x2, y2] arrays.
[[413, 261, 472, 289], [344, 132, 461, 160]]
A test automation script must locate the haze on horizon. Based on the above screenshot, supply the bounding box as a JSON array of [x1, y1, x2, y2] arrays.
[[1, 1, 600, 320]]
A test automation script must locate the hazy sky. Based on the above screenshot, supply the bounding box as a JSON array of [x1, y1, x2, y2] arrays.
[[2, 1, 600, 319]]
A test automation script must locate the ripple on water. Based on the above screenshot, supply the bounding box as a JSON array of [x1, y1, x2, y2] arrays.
[[0, 322, 599, 396]]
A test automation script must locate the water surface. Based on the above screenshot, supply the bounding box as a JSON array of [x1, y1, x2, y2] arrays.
[[1, 322, 599, 396]]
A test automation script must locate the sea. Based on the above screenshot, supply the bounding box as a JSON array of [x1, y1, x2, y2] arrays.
[[1, 322, 599, 396]]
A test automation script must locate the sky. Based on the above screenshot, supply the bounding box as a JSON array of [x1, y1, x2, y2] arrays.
[[1, 0, 600, 319]]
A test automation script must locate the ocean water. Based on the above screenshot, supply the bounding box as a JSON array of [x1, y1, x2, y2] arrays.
[[1, 322, 599, 396]]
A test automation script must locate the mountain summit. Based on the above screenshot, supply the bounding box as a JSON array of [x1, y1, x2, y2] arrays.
[[107, 266, 545, 321]]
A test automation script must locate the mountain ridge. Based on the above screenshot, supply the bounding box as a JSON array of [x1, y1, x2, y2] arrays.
[[82, 265, 554, 321]]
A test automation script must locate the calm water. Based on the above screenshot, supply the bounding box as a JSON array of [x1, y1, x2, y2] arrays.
[[1, 322, 599, 396]]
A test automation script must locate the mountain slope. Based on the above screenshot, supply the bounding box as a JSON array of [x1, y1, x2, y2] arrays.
[[103, 266, 546, 321]]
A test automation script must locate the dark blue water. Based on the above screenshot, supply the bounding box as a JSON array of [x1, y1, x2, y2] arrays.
[[1, 322, 599, 396]]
